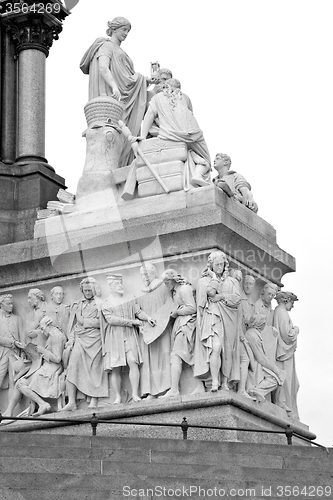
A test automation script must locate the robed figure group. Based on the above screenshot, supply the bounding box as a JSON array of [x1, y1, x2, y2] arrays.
[[0, 252, 299, 421]]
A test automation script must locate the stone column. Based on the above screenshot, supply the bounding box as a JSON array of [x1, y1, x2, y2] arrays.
[[2, 6, 69, 168], [0, 27, 17, 164], [17, 47, 46, 163], [0, 5, 69, 243]]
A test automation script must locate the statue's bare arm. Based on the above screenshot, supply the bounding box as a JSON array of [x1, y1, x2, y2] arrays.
[[140, 107, 156, 139], [98, 56, 121, 100]]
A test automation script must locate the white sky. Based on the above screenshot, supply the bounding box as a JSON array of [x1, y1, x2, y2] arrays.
[[45, 0, 333, 446]]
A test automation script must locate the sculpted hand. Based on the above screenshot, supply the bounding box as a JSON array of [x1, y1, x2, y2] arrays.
[[146, 77, 158, 85], [148, 318, 156, 327], [129, 136, 145, 143], [111, 85, 121, 100], [170, 310, 178, 318], [210, 294, 225, 303], [65, 339, 74, 349], [14, 341, 24, 349], [28, 330, 38, 339], [240, 335, 246, 343], [292, 326, 299, 335], [36, 346, 45, 355], [132, 319, 143, 327]]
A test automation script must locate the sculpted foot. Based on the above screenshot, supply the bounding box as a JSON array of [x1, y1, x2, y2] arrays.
[[191, 175, 210, 187], [238, 390, 255, 400], [88, 397, 98, 409], [211, 382, 219, 392], [113, 396, 121, 404], [146, 394, 157, 400], [1, 410, 13, 418], [250, 390, 266, 403], [190, 384, 205, 395], [132, 395, 141, 403], [32, 403, 51, 417], [221, 383, 229, 391], [160, 389, 180, 398], [59, 402, 77, 412]]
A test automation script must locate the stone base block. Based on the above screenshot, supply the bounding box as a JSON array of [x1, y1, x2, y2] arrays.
[[136, 138, 187, 167], [76, 173, 119, 210], [137, 161, 184, 197], [0, 163, 66, 243]]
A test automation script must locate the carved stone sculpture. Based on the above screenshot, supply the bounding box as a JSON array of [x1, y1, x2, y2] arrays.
[[213, 153, 258, 213], [61, 278, 108, 411], [148, 68, 173, 105], [48, 286, 70, 337], [76, 119, 123, 208], [160, 269, 198, 398], [80, 16, 149, 168], [254, 283, 278, 320], [273, 291, 300, 419], [238, 275, 256, 398], [195, 251, 241, 391], [0, 294, 24, 393], [139, 78, 211, 190], [244, 313, 285, 403], [25, 289, 48, 347], [137, 263, 172, 398], [101, 274, 156, 404], [3, 316, 66, 417]]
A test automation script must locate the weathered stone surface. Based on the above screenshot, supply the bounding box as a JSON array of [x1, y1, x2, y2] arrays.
[[0, 186, 294, 288]]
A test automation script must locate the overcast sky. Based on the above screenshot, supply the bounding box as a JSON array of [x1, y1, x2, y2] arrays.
[[45, 0, 333, 446]]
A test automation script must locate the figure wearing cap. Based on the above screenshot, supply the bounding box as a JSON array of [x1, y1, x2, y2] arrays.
[[101, 274, 156, 404], [273, 290, 300, 419]]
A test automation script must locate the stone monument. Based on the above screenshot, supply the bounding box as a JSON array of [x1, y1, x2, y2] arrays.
[[0, 13, 315, 445]]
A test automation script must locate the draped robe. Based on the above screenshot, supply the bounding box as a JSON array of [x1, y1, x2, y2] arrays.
[[80, 38, 147, 167], [194, 275, 241, 383]]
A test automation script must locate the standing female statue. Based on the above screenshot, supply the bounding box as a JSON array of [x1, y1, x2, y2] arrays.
[[80, 16, 152, 167]]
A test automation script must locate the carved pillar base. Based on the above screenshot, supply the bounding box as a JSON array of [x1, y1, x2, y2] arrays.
[[0, 163, 66, 244]]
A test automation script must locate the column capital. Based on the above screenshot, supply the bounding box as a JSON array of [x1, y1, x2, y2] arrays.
[[0, 1, 69, 56]]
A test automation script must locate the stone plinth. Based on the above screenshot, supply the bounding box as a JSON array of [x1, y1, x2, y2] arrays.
[[0, 391, 315, 447], [0, 185, 301, 435], [0, 163, 66, 244]]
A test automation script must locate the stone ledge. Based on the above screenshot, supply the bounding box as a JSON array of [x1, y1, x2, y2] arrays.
[[0, 186, 295, 287], [0, 390, 315, 445]]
